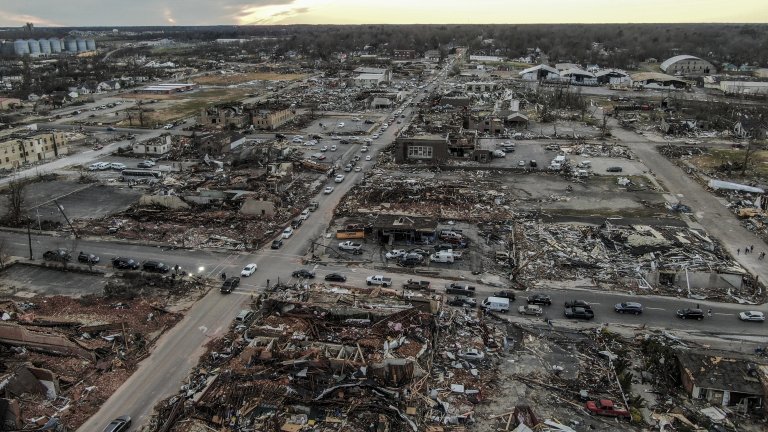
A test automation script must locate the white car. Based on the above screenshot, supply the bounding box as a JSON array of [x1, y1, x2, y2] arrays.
[[282, 227, 294, 239], [385, 249, 406, 259], [365, 155, 372, 161], [518, 160, 526, 167], [110, 162, 126, 170], [88, 163, 103, 171], [241, 263, 257, 277], [337, 122, 345, 127], [320, 146, 328, 152], [354, 166, 362, 172], [334, 174, 345, 183], [360, 146, 368, 153], [363, 138, 373, 144], [330, 145, 337, 151], [292, 137, 303, 143], [739, 311, 765, 322], [372, 133, 380, 139], [142, 160, 156, 167], [324, 186, 334, 194]]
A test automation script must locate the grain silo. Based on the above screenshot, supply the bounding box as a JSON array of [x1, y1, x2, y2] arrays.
[[27, 39, 41, 55], [76, 39, 87, 52], [13, 39, 29, 55], [64, 38, 78, 52], [0, 42, 14, 56], [85, 39, 96, 50], [49, 38, 62, 53], [38, 39, 52, 54]]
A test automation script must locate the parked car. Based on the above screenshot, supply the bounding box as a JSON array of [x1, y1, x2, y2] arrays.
[[518, 305, 543, 316], [447, 296, 477, 308], [354, 166, 362, 172], [324, 273, 347, 282], [739, 311, 765, 322], [585, 400, 630, 419], [527, 294, 552, 305], [407, 248, 430, 256], [234, 309, 254, 324], [220, 277, 240, 294], [564, 307, 594, 320], [112, 257, 139, 270], [110, 162, 126, 170], [323, 186, 334, 194], [338, 241, 362, 251], [241, 263, 257, 277], [399, 253, 423, 266], [606, 166, 623, 172], [282, 227, 294, 238], [385, 249, 406, 259], [343, 165, 353, 172], [292, 269, 316, 279], [677, 308, 704, 320], [271, 239, 283, 249], [614, 302, 643, 314], [77, 251, 100, 264], [137, 161, 153, 168], [43, 248, 71, 262], [493, 290, 516, 300], [457, 348, 485, 361], [564, 300, 591, 310], [102, 415, 132, 432], [290, 219, 302, 229], [142, 261, 170, 273], [434, 244, 453, 252], [334, 174, 345, 183]]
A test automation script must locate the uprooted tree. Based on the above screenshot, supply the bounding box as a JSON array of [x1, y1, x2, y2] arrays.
[[3, 180, 26, 227]]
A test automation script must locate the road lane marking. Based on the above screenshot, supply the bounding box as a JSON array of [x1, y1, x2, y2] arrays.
[[645, 307, 666, 310]]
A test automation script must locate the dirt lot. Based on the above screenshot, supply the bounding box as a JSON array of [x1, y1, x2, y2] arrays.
[[194, 72, 308, 86]]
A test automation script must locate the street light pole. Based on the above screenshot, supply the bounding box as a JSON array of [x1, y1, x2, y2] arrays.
[[26, 219, 33, 260]]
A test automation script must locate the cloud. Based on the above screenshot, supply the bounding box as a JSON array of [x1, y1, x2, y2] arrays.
[[235, 1, 314, 25], [0, 8, 63, 27]]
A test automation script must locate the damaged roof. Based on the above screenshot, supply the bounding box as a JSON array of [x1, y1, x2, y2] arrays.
[[677, 350, 766, 396]]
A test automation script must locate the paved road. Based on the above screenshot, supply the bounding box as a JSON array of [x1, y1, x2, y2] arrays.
[[608, 121, 768, 291]]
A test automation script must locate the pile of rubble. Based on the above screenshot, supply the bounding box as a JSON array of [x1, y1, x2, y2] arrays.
[[0, 294, 186, 430], [516, 220, 758, 301], [563, 142, 633, 159]]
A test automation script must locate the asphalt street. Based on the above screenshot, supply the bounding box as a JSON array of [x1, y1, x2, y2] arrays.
[[0, 57, 763, 430]]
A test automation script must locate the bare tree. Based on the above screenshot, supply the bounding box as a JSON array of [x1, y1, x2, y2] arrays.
[[0, 238, 9, 268], [4, 181, 25, 227]]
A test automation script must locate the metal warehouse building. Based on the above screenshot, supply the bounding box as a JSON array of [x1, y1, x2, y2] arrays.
[[660, 55, 715, 76]]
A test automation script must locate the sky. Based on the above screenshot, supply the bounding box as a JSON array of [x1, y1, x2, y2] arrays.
[[0, 0, 766, 27]]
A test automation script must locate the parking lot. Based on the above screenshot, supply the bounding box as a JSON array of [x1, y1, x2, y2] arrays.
[[0, 263, 106, 296], [303, 116, 377, 136]]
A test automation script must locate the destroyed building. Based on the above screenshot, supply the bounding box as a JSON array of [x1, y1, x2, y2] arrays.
[[677, 350, 768, 415]]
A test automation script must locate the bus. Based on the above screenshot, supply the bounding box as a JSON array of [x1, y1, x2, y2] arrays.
[[120, 169, 164, 183]]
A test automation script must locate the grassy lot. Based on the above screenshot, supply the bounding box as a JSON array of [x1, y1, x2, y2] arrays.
[[195, 72, 308, 86], [690, 148, 768, 179], [118, 88, 251, 126]]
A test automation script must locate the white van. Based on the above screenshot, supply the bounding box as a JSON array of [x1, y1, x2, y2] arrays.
[[430, 250, 455, 263], [481, 297, 510, 313]]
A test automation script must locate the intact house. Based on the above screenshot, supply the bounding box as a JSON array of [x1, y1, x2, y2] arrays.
[[96, 80, 121, 93], [677, 350, 767, 415], [133, 134, 171, 156], [0, 131, 69, 170]]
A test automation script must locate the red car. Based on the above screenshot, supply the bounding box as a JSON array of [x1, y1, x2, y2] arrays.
[[585, 400, 630, 419]]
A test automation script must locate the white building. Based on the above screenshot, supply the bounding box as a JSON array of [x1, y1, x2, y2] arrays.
[[519, 64, 559, 81], [133, 134, 171, 156], [719, 81, 768, 95]]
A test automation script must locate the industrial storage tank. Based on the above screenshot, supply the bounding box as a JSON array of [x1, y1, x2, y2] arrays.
[[38, 39, 51, 54], [49, 38, 62, 53], [85, 39, 96, 50], [64, 38, 77, 52], [76, 39, 87, 52], [0, 42, 14, 56], [27, 39, 41, 55], [14, 39, 30, 55]]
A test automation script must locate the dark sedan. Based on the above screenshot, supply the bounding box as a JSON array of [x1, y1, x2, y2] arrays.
[[78, 251, 100, 264], [324, 273, 347, 282], [292, 269, 316, 279], [564, 307, 594, 320], [112, 257, 140, 270], [614, 302, 643, 315], [102, 415, 131, 432], [527, 294, 552, 306], [142, 261, 170, 273]]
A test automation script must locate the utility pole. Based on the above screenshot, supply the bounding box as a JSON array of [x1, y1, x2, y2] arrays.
[[26, 219, 33, 260], [54, 200, 78, 238]]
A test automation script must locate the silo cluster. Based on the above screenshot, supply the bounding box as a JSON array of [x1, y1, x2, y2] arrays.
[[1, 38, 97, 56]]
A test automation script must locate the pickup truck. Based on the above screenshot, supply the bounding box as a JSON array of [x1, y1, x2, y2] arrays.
[[585, 400, 631, 419], [338, 241, 362, 251], [403, 279, 432, 291], [445, 282, 476, 297], [366, 275, 392, 287], [220, 277, 240, 294]]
